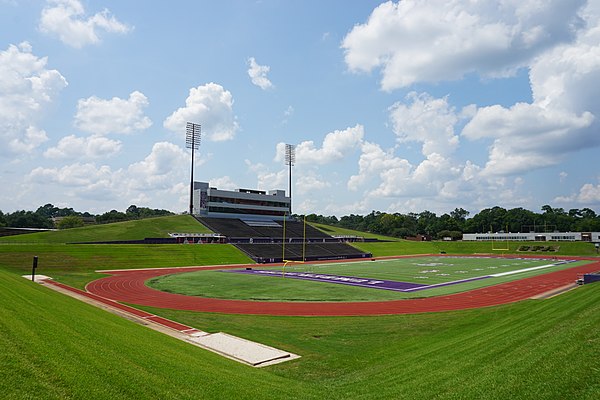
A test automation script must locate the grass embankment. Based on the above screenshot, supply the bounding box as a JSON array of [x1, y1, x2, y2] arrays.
[[0, 214, 210, 243], [3, 269, 599, 399], [0, 215, 252, 288], [0, 244, 251, 289]]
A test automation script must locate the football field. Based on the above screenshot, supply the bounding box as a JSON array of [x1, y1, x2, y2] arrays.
[[147, 255, 590, 302]]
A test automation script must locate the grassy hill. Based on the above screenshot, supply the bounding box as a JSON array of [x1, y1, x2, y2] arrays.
[[0, 214, 210, 243]]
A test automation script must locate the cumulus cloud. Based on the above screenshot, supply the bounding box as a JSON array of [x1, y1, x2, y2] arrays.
[[29, 162, 114, 187], [462, 2, 600, 176], [28, 141, 189, 208], [127, 142, 188, 189], [347, 140, 531, 213], [39, 0, 131, 48], [245, 160, 288, 190], [164, 83, 239, 141], [389, 92, 461, 156], [0, 42, 67, 156], [276, 124, 364, 165], [44, 134, 122, 159], [348, 141, 411, 191], [342, 0, 585, 90], [296, 175, 331, 195], [74, 91, 152, 135], [208, 176, 238, 191], [555, 181, 600, 204], [247, 57, 274, 90]]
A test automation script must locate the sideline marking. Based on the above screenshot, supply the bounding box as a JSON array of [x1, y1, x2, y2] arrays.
[[490, 261, 575, 277], [224, 259, 577, 293]]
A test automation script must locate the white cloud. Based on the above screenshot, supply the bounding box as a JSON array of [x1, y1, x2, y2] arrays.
[[462, 3, 600, 177], [389, 92, 461, 156], [28, 162, 114, 187], [348, 141, 411, 191], [276, 124, 364, 165], [281, 105, 294, 125], [342, 0, 585, 90], [44, 134, 122, 159], [39, 0, 131, 48], [127, 142, 188, 189], [296, 175, 331, 195], [555, 181, 600, 204], [164, 83, 239, 141], [559, 171, 568, 183], [247, 57, 274, 90], [245, 160, 288, 191], [0, 42, 67, 156], [28, 141, 189, 208], [373, 152, 460, 198], [347, 139, 535, 213], [208, 176, 238, 191], [74, 91, 151, 135]]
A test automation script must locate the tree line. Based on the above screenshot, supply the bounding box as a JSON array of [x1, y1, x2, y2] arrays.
[[0, 204, 173, 229], [303, 205, 600, 239], [2, 203, 599, 237]]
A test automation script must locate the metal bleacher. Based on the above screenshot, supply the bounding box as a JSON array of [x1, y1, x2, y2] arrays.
[[195, 217, 371, 263]]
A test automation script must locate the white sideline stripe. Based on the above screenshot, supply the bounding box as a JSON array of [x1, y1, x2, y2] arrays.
[[401, 276, 486, 292], [490, 264, 557, 277]]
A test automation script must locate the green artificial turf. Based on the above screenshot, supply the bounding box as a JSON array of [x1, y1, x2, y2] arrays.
[[147, 256, 593, 301], [0, 214, 210, 243]]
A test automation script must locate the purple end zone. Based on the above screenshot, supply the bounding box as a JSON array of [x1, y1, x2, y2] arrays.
[[225, 269, 430, 291]]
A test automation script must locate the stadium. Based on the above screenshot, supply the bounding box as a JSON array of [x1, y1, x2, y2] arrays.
[[2, 177, 600, 399]]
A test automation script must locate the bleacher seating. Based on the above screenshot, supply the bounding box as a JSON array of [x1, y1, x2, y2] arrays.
[[197, 217, 330, 239], [195, 216, 371, 263]]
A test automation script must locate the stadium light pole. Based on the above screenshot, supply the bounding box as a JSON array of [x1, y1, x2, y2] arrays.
[[186, 122, 201, 215], [284, 144, 295, 215]]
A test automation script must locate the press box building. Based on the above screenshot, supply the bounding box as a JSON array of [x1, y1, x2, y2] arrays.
[[192, 181, 291, 220]]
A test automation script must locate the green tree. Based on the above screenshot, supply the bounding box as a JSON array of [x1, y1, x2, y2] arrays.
[[5, 210, 53, 228], [57, 216, 85, 229], [96, 210, 128, 224]]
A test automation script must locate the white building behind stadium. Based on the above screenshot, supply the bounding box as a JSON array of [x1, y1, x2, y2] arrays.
[[463, 232, 600, 242]]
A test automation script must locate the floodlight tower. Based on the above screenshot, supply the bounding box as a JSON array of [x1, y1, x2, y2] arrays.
[[186, 122, 201, 215], [285, 144, 295, 215]]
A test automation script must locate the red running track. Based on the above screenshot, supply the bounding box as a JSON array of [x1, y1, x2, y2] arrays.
[[85, 256, 600, 316]]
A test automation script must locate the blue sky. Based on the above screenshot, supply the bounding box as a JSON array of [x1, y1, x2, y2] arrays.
[[1, 0, 599, 217]]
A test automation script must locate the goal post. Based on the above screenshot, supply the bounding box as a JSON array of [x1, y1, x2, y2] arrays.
[[491, 224, 510, 252]]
